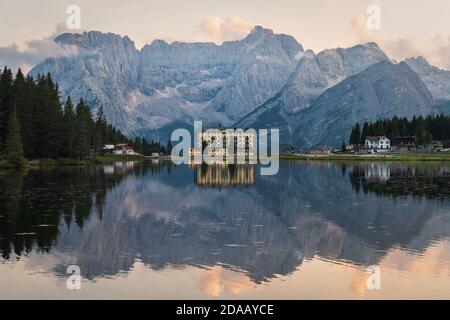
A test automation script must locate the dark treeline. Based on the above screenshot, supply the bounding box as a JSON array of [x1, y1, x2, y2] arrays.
[[349, 115, 450, 146], [0, 161, 175, 260], [0, 166, 124, 259], [0, 67, 165, 165], [348, 163, 450, 200]]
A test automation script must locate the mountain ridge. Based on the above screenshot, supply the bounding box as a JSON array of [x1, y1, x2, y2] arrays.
[[29, 27, 447, 148]]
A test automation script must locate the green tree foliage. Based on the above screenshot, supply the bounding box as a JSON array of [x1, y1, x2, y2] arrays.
[[349, 123, 362, 145], [4, 105, 26, 166], [62, 96, 76, 158], [349, 115, 450, 146], [0, 66, 14, 149], [93, 105, 107, 156], [0, 66, 166, 164], [341, 141, 347, 153], [73, 98, 93, 160], [32, 73, 65, 158]]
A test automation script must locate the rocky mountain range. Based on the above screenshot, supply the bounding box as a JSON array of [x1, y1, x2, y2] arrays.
[[29, 26, 448, 148]]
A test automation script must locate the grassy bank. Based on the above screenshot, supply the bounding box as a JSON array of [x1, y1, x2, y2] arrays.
[[93, 154, 147, 162], [0, 154, 149, 169], [0, 158, 88, 169], [280, 152, 450, 162], [28, 158, 88, 167]]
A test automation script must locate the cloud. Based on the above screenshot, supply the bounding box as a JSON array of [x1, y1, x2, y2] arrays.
[[198, 16, 254, 43], [0, 23, 80, 73], [349, 16, 450, 70], [199, 266, 254, 296]]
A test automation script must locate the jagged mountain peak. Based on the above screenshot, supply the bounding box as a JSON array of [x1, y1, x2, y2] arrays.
[[405, 56, 435, 73], [249, 25, 274, 36], [54, 32, 84, 44], [291, 60, 435, 148], [147, 39, 170, 48], [55, 31, 137, 49], [358, 41, 381, 49], [405, 56, 450, 100], [29, 29, 444, 146]]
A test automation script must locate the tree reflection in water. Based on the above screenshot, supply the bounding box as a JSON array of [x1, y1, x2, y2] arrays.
[[0, 161, 450, 285]]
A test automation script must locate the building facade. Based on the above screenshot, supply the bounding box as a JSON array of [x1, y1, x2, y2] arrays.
[[113, 144, 135, 155], [365, 136, 391, 150], [392, 136, 416, 151], [192, 128, 257, 158]]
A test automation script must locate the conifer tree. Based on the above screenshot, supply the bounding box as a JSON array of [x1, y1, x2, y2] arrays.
[[341, 141, 346, 153], [13, 69, 34, 157], [74, 98, 93, 160], [361, 122, 370, 143], [0, 66, 14, 149], [352, 123, 361, 144], [63, 96, 77, 158], [93, 105, 107, 156], [4, 105, 26, 166]]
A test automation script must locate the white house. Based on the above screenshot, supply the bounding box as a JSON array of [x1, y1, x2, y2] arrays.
[[365, 136, 391, 150], [114, 144, 135, 155]]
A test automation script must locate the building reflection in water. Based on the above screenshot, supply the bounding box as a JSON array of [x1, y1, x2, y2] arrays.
[[193, 164, 255, 187], [103, 161, 137, 175], [349, 162, 450, 199], [1, 161, 450, 298], [364, 163, 391, 182]]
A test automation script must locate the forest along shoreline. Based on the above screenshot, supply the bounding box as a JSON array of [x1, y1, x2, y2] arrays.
[[0, 67, 170, 169]]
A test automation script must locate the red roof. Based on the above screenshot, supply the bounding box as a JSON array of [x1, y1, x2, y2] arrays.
[[115, 144, 133, 150]]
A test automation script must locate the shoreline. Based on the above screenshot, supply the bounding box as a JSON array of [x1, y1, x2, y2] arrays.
[[2, 152, 450, 169], [280, 152, 450, 162]]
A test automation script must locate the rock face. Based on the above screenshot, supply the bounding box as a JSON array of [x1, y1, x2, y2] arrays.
[[292, 61, 436, 148], [29, 28, 446, 148], [30, 32, 140, 130], [29, 26, 304, 137], [235, 43, 389, 140], [238, 60, 436, 148], [405, 56, 450, 101]]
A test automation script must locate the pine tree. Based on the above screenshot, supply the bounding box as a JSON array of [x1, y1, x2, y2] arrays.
[[352, 123, 361, 144], [349, 126, 355, 145], [33, 73, 65, 158], [361, 122, 370, 143], [13, 70, 34, 157], [73, 98, 93, 160], [0, 66, 14, 150], [93, 105, 107, 156], [62, 96, 77, 158], [4, 105, 26, 166], [166, 141, 173, 155], [341, 141, 346, 153]]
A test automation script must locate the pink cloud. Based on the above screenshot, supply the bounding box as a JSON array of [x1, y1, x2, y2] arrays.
[[349, 16, 450, 70], [198, 16, 254, 43], [0, 23, 80, 73]]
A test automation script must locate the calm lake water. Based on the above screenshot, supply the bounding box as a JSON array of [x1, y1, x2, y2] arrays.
[[1, 161, 450, 299]]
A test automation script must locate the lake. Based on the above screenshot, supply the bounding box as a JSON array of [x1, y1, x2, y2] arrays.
[[1, 161, 450, 299]]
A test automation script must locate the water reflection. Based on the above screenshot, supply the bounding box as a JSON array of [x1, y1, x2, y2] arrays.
[[349, 162, 450, 199], [193, 164, 254, 187], [0, 161, 450, 298]]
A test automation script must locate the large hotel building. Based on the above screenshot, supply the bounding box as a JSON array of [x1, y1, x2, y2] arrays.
[[190, 128, 257, 158]]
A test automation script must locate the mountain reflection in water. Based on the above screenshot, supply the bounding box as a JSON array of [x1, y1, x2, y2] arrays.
[[0, 161, 450, 299]]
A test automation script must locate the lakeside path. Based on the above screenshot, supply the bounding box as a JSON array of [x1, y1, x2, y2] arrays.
[[280, 152, 450, 162], [91, 153, 450, 164]]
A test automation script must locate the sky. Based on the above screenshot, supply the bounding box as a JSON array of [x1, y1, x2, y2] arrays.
[[1, 0, 450, 72]]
